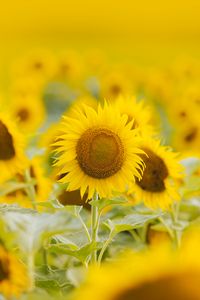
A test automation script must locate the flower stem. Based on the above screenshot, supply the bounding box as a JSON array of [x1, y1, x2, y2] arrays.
[[28, 252, 35, 292], [77, 212, 91, 243], [171, 202, 181, 247], [97, 230, 114, 265], [90, 192, 99, 264]]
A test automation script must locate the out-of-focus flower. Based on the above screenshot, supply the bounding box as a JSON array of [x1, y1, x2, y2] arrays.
[[0, 245, 29, 298], [130, 138, 183, 209], [73, 230, 200, 300], [114, 95, 157, 137], [0, 112, 27, 183], [10, 95, 46, 133]]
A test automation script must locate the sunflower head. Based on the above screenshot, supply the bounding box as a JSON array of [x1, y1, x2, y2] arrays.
[[54, 102, 144, 199], [130, 139, 183, 209], [0, 120, 16, 160], [10, 96, 46, 133], [0, 246, 29, 298], [0, 112, 27, 183], [114, 96, 157, 137], [136, 147, 169, 193]]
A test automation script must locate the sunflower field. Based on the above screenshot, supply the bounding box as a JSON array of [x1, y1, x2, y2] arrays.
[[0, 1, 200, 299]]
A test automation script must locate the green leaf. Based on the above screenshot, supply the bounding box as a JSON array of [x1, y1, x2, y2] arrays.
[[49, 242, 102, 264], [105, 213, 161, 235], [89, 195, 128, 211], [181, 176, 200, 199], [0, 181, 36, 196], [0, 210, 82, 253]]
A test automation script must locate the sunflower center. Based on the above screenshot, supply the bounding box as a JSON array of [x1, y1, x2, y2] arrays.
[[184, 127, 198, 143], [113, 272, 200, 300], [76, 128, 124, 179], [17, 108, 30, 122], [33, 61, 43, 70], [110, 84, 121, 96], [136, 148, 168, 192], [0, 259, 10, 282], [0, 121, 16, 160]]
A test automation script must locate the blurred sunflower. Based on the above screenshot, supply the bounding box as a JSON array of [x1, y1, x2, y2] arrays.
[[10, 96, 46, 133], [39, 122, 63, 175], [73, 230, 200, 300], [58, 188, 90, 210], [114, 96, 156, 137], [54, 102, 144, 199], [130, 138, 183, 209], [172, 121, 200, 157], [0, 112, 27, 183], [0, 245, 29, 298], [100, 71, 133, 101], [11, 77, 42, 99], [12, 50, 57, 83], [65, 95, 98, 117], [1, 157, 52, 209], [57, 51, 84, 83]]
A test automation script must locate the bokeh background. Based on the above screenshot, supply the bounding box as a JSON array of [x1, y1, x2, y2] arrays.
[[1, 0, 200, 68]]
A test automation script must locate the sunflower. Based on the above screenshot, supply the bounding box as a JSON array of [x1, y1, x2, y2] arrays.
[[10, 95, 46, 133], [0, 112, 27, 183], [12, 49, 57, 82], [54, 102, 144, 199], [114, 95, 156, 137], [57, 51, 84, 83], [0, 245, 29, 298], [167, 96, 200, 156], [11, 77, 42, 99], [130, 138, 183, 209], [65, 96, 98, 118], [100, 71, 133, 101], [73, 230, 200, 300], [1, 157, 52, 209]]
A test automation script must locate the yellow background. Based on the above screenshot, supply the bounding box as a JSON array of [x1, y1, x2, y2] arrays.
[[0, 0, 200, 64]]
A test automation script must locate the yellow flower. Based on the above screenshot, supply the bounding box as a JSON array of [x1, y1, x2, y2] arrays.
[[54, 102, 144, 199], [57, 51, 84, 83], [10, 95, 46, 133], [0, 112, 27, 183], [130, 138, 183, 209], [12, 49, 57, 83], [65, 95, 98, 118], [0, 246, 29, 298], [167, 95, 200, 156], [100, 71, 133, 101], [11, 77, 42, 99], [73, 231, 200, 300], [1, 157, 52, 209], [114, 95, 156, 137]]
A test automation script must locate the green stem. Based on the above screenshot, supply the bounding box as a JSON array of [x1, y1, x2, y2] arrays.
[[28, 252, 35, 292], [43, 239, 51, 273], [97, 230, 114, 265], [171, 202, 181, 247], [129, 229, 142, 243], [77, 212, 91, 243], [90, 192, 99, 264], [158, 216, 174, 239], [24, 169, 37, 210]]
